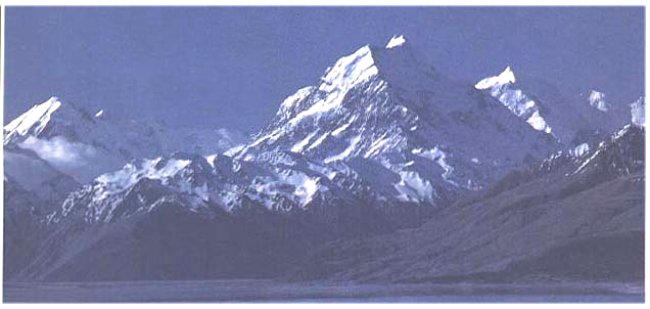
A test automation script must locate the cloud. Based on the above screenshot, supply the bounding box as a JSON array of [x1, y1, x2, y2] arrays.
[[18, 136, 99, 181]]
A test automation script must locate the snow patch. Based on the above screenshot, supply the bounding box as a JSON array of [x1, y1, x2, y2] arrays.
[[588, 90, 608, 112], [526, 110, 552, 133], [365, 135, 392, 158], [394, 170, 434, 203], [290, 131, 318, 153], [307, 132, 330, 151], [411, 147, 457, 185], [224, 145, 245, 157], [280, 86, 314, 111], [205, 154, 219, 167], [284, 173, 321, 206], [331, 116, 357, 137], [570, 143, 590, 157], [324, 135, 362, 163], [630, 96, 645, 127]]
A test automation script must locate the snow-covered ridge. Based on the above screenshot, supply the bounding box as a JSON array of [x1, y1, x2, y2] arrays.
[[475, 66, 552, 134], [60, 154, 211, 222], [94, 156, 191, 195], [572, 124, 644, 176], [475, 66, 516, 90], [58, 149, 395, 223], [274, 86, 316, 123]]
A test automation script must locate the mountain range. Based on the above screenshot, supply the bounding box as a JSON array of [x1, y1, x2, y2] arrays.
[[3, 35, 645, 284]]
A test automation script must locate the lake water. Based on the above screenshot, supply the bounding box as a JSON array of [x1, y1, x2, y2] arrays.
[[3, 280, 644, 303]]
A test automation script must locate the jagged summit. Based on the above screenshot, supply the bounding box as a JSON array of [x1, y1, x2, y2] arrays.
[[3, 97, 80, 144], [4, 96, 62, 137], [3, 96, 94, 145], [316, 35, 417, 101], [475, 66, 516, 90], [265, 36, 425, 136]]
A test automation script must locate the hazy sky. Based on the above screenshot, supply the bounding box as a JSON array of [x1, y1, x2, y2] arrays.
[[4, 7, 645, 133]]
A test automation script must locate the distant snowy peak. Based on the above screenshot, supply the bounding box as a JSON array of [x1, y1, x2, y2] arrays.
[[3, 97, 158, 182], [588, 90, 609, 112], [2, 97, 118, 182], [630, 96, 645, 127], [385, 34, 407, 48], [4, 97, 61, 135], [3, 97, 62, 141], [3, 97, 92, 145], [5, 96, 249, 183], [474, 66, 516, 90], [475, 66, 552, 135]]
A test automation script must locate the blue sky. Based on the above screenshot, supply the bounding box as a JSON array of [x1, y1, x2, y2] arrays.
[[4, 7, 645, 132]]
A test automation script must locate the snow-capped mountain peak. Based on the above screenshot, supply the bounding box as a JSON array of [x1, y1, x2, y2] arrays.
[[239, 37, 556, 206], [3, 96, 103, 146], [588, 90, 608, 112], [4, 97, 64, 144], [474, 66, 516, 90], [385, 34, 407, 48]]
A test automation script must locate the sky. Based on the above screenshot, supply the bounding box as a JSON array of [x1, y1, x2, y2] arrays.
[[4, 7, 645, 133]]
